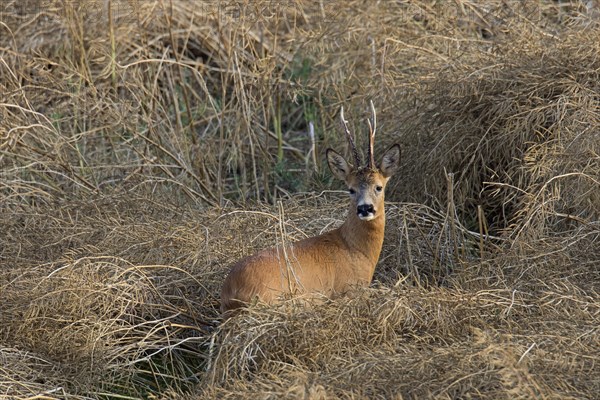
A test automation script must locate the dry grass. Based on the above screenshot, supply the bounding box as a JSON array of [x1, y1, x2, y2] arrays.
[[1, 0, 599, 399]]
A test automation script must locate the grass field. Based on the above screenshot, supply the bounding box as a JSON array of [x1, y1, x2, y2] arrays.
[[1, 1, 599, 398]]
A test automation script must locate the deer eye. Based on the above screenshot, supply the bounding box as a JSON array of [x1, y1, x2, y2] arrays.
[[375, 185, 383, 192], [348, 188, 356, 195]]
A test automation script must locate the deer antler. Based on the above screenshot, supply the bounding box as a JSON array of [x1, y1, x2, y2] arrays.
[[340, 106, 361, 167], [366, 100, 376, 169]]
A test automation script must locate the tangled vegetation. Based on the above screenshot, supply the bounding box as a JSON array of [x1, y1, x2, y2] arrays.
[[1, 1, 598, 398]]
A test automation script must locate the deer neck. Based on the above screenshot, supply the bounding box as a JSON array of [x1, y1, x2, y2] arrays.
[[339, 205, 386, 271]]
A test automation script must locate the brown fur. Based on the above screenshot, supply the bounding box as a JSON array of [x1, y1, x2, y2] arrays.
[[220, 143, 401, 314]]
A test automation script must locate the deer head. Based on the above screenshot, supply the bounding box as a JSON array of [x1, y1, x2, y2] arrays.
[[326, 103, 401, 221]]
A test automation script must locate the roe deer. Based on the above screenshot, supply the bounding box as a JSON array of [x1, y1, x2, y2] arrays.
[[220, 103, 400, 313]]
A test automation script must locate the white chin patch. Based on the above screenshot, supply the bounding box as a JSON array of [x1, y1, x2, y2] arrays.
[[358, 213, 376, 221]]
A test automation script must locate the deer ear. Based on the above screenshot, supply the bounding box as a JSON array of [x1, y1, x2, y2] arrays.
[[379, 144, 401, 178], [327, 149, 352, 181]]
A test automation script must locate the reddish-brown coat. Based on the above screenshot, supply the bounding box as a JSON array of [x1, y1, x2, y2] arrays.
[[220, 203, 387, 312], [220, 107, 400, 314]]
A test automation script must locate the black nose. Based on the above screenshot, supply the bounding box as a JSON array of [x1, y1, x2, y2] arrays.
[[357, 204, 374, 216]]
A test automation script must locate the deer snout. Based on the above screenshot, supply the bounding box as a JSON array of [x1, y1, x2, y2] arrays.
[[357, 204, 375, 220]]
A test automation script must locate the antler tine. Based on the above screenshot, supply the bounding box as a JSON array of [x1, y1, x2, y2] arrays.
[[367, 100, 376, 169], [340, 106, 361, 167]]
